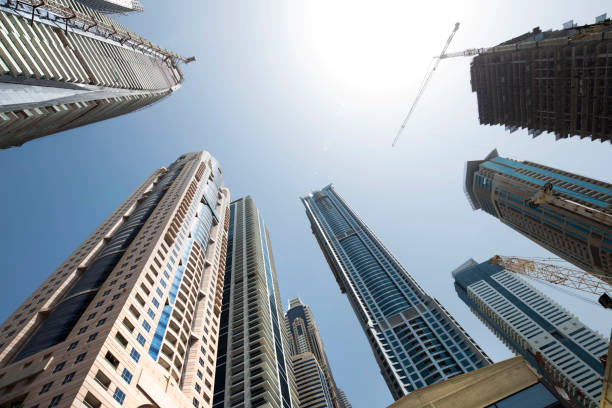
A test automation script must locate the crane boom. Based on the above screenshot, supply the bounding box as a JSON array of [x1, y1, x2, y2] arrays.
[[490, 255, 612, 308], [392, 22, 460, 147]]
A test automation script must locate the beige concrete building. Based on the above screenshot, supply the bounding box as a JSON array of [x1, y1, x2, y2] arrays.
[[0, 151, 230, 408], [291, 352, 331, 408], [387, 356, 561, 408], [285, 298, 346, 408], [212, 196, 299, 408], [0, 0, 192, 149]]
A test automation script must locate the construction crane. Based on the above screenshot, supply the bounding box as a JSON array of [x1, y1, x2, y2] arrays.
[[526, 182, 612, 228], [392, 22, 461, 147], [490, 255, 612, 309]]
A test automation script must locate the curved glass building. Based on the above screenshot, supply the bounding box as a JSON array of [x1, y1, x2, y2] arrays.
[[301, 184, 491, 399]]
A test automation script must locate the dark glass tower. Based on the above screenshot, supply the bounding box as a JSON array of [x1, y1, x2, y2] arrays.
[[301, 185, 492, 399]]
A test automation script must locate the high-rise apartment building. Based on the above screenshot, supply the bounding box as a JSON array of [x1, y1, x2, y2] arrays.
[[74, 0, 143, 14], [285, 298, 344, 408], [212, 197, 299, 408], [464, 149, 612, 284], [453, 259, 609, 408], [301, 185, 492, 400], [0, 0, 191, 149], [470, 17, 612, 143], [335, 388, 352, 408], [291, 352, 332, 408], [0, 151, 230, 408]]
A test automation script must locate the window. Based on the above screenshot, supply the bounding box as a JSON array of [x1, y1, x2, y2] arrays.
[[87, 333, 98, 343], [78, 326, 88, 335], [103, 290, 111, 296], [147, 309, 155, 319], [129, 348, 140, 362], [95, 301, 104, 308], [67, 341, 78, 351], [195, 383, 201, 392], [152, 298, 160, 308], [75, 353, 87, 364], [83, 392, 102, 408], [49, 394, 63, 407], [136, 334, 146, 346], [115, 332, 128, 348], [53, 362, 65, 373], [96, 318, 106, 327], [197, 370, 203, 380], [156, 288, 163, 297], [104, 306, 114, 313], [62, 372, 75, 384], [142, 321, 151, 332], [113, 293, 121, 300], [39, 382, 53, 394], [119, 283, 127, 289], [87, 313, 97, 321], [199, 358, 205, 367], [192, 397, 199, 407], [113, 387, 126, 405], [94, 370, 111, 390], [121, 368, 133, 384], [105, 351, 120, 369], [109, 280, 117, 286]]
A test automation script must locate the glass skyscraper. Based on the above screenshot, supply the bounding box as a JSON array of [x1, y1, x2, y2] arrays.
[[213, 197, 299, 408], [464, 149, 612, 285], [301, 184, 491, 399], [453, 258, 609, 408]]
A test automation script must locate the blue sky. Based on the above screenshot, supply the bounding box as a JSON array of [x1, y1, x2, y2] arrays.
[[1, 1, 611, 407]]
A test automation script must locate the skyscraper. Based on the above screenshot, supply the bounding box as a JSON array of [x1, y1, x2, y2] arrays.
[[453, 258, 609, 408], [291, 352, 332, 408], [74, 0, 143, 14], [464, 149, 612, 284], [301, 185, 492, 399], [285, 298, 345, 408], [0, 151, 230, 408], [335, 388, 352, 408], [0, 0, 192, 149], [213, 197, 299, 408], [470, 16, 612, 143]]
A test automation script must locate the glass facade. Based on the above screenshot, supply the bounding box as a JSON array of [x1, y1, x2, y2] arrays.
[[453, 259, 608, 408], [465, 150, 612, 283], [301, 185, 491, 399]]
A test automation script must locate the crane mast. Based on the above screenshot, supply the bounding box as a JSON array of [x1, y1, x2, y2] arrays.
[[490, 255, 612, 309]]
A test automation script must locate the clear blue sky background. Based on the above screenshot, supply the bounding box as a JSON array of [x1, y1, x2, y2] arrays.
[[1, 1, 611, 407]]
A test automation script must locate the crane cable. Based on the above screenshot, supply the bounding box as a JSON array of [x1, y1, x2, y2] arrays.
[[392, 22, 460, 147]]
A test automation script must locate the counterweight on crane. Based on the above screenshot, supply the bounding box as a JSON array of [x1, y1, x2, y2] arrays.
[[490, 255, 612, 309], [392, 22, 460, 147]]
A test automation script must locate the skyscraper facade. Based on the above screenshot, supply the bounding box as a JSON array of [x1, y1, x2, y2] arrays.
[[301, 185, 492, 399], [0, 151, 231, 408], [285, 298, 344, 408], [291, 352, 332, 408], [74, 0, 143, 14], [470, 17, 612, 143], [213, 197, 299, 408], [335, 388, 352, 408], [464, 149, 612, 284], [453, 259, 609, 408], [0, 0, 191, 149]]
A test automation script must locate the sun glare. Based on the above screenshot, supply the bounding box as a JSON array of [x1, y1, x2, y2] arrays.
[[297, 1, 448, 92]]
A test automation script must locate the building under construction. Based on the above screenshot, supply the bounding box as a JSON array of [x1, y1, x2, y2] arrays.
[[0, 0, 193, 148], [470, 16, 612, 143]]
